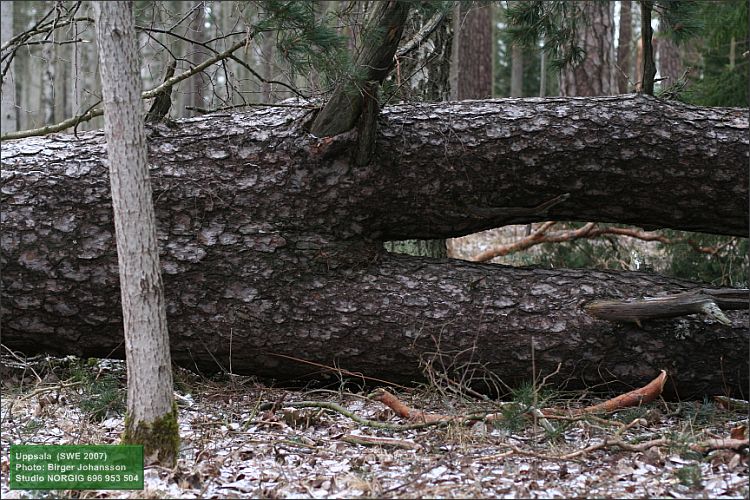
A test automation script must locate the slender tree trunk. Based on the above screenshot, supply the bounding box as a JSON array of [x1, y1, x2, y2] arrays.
[[70, 14, 82, 116], [539, 37, 547, 97], [1, 1, 17, 133], [41, 40, 56, 125], [261, 32, 274, 103], [617, 0, 634, 93], [639, 0, 656, 95], [189, 2, 208, 112], [93, 0, 177, 466]]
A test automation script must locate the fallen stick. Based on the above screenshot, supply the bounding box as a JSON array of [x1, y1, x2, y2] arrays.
[[341, 434, 421, 450]]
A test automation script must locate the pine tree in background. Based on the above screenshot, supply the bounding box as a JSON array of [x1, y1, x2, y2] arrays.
[[686, 0, 748, 107]]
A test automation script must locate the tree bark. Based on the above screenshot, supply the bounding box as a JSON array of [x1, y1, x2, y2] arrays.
[[657, 30, 683, 88], [510, 43, 524, 97], [310, 0, 410, 137], [640, 0, 657, 95], [617, 0, 634, 93], [1, 96, 748, 397], [560, 1, 617, 96], [454, 1, 493, 100], [93, 0, 177, 465], [1, 1, 17, 134]]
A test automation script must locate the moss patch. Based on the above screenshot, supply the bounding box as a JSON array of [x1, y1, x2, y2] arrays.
[[122, 402, 179, 466]]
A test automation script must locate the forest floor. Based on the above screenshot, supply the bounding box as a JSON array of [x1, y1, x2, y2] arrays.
[[1, 355, 748, 499]]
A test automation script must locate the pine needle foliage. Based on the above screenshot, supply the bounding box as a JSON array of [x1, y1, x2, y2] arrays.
[[653, 0, 704, 44], [253, 0, 350, 88], [505, 0, 586, 71], [686, 0, 748, 107]]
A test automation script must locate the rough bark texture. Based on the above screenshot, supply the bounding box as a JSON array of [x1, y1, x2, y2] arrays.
[[560, 1, 617, 97], [617, 0, 634, 93], [640, 0, 657, 95], [454, 1, 493, 100], [93, 0, 176, 465], [1, 96, 748, 397], [310, 0, 410, 137]]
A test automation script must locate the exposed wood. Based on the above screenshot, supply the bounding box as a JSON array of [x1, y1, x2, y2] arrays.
[[585, 289, 748, 325], [577, 370, 667, 414]]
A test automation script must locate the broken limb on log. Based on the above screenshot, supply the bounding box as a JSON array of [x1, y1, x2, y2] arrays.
[[585, 289, 749, 325]]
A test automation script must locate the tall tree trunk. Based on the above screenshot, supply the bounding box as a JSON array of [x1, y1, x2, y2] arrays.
[[2, 98, 748, 398], [559, 1, 617, 96], [657, 26, 683, 88], [454, 1, 493, 100], [510, 43, 524, 97], [93, 0, 177, 466], [617, 0, 634, 93], [41, 39, 56, 125], [1, 1, 17, 134], [260, 31, 274, 103], [639, 0, 657, 95], [189, 2, 208, 113]]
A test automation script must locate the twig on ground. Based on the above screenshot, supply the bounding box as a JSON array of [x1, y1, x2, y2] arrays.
[[341, 433, 421, 450]]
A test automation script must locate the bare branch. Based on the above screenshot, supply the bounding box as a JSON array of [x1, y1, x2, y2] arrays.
[[2, 32, 257, 141], [395, 4, 452, 59], [472, 223, 742, 263]]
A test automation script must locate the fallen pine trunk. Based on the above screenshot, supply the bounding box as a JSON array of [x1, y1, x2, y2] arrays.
[[1, 95, 748, 398]]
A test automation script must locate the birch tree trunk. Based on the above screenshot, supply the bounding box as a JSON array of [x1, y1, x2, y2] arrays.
[[1, 1, 17, 134], [93, 0, 178, 466]]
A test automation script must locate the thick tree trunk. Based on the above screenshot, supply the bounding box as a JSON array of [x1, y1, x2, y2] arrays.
[[2, 96, 748, 397], [559, 1, 617, 96], [454, 1, 493, 100]]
